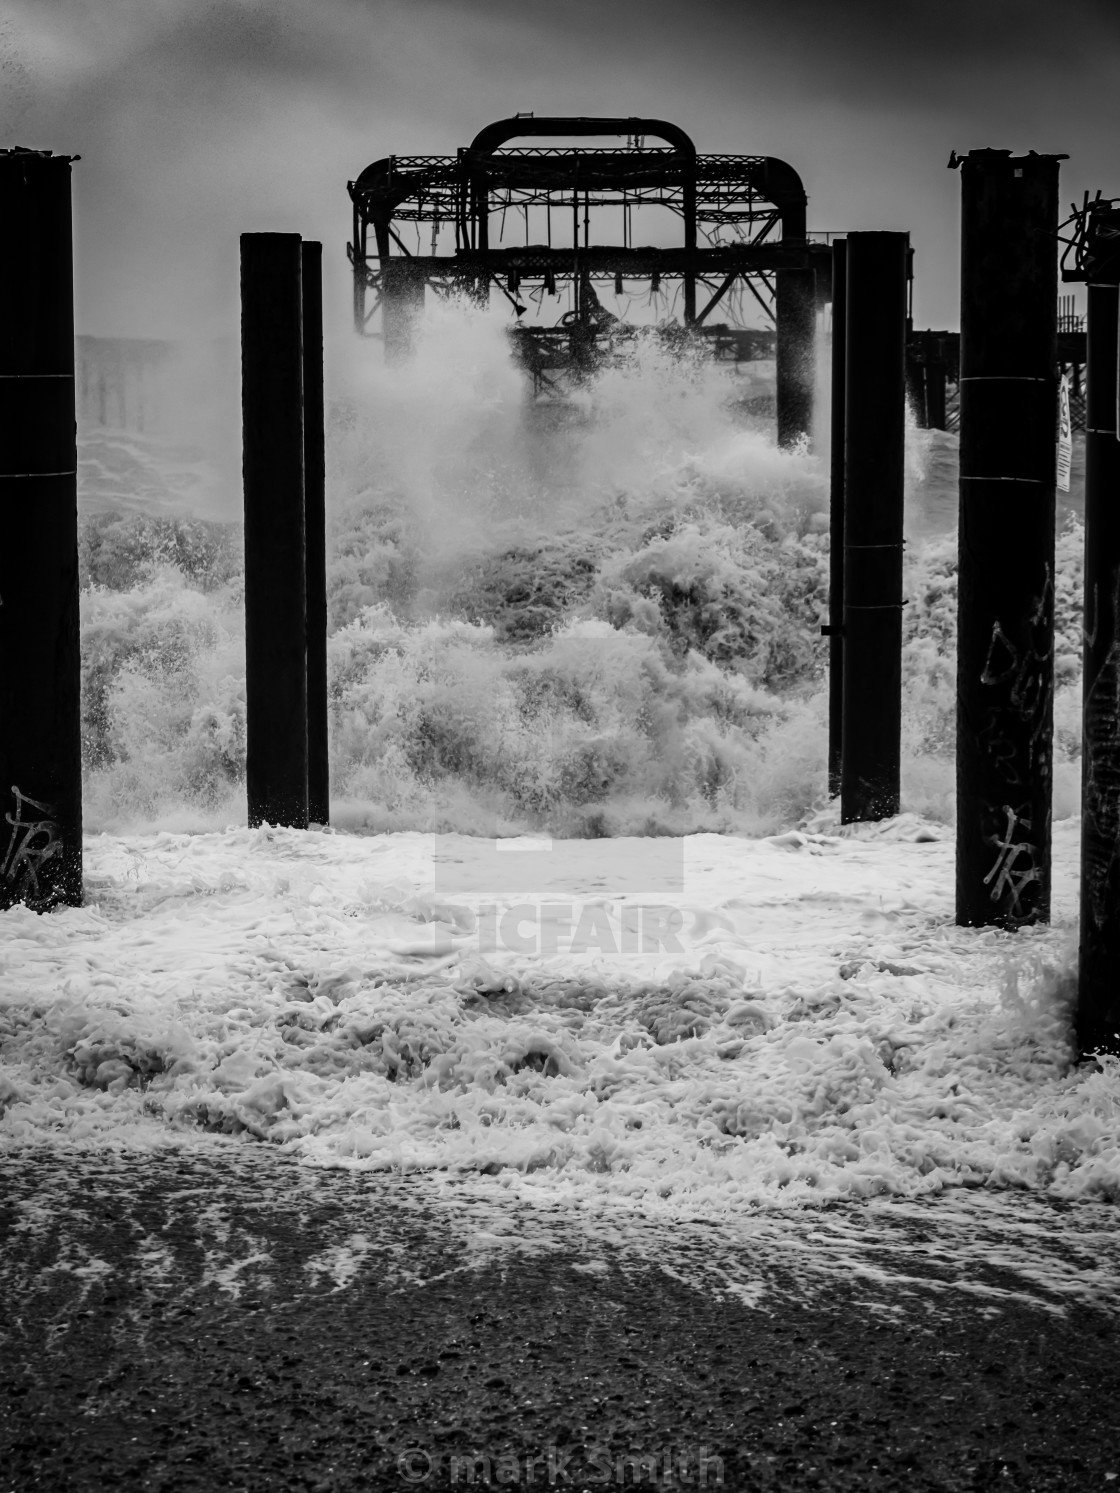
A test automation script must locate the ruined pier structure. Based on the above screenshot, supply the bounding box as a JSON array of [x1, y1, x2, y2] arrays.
[[347, 116, 823, 449]]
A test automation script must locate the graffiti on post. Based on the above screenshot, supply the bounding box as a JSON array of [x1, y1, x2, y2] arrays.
[[980, 567, 1054, 758], [976, 570, 1054, 887], [981, 620, 1047, 719], [1, 786, 62, 908], [982, 803, 1041, 921]]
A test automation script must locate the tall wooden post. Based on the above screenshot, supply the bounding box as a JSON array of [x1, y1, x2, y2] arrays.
[[926, 356, 948, 430], [1077, 280, 1120, 1052], [301, 241, 329, 828], [0, 149, 83, 910], [907, 353, 927, 428], [776, 267, 816, 449], [827, 239, 847, 798], [840, 232, 909, 823], [954, 150, 1060, 928], [241, 233, 308, 829]]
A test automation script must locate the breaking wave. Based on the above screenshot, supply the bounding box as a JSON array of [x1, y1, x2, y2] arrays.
[[77, 299, 1085, 837]]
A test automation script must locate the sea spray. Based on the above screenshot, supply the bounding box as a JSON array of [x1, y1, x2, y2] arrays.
[[76, 297, 1083, 836]]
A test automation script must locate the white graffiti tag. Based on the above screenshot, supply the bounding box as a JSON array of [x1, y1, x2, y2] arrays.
[[979, 567, 1055, 785], [983, 804, 1041, 920], [1, 786, 62, 906]]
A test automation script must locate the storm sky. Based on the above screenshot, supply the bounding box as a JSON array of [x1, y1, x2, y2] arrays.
[[4, 0, 1118, 340]]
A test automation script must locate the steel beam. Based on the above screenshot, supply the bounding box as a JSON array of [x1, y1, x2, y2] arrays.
[[0, 149, 83, 910], [241, 233, 308, 830], [420, 245, 830, 277], [776, 268, 816, 449], [694, 272, 738, 328], [1077, 281, 1120, 1052], [954, 149, 1060, 928], [301, 241, 329, 829], [906, 358, 927, 427], [840, 232, 909, 824], [827, 239, 847, 798]]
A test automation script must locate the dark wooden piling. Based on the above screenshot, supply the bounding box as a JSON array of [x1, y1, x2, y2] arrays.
[[1077, 281, 1120, 1051], [301, 241, 329, 828], [926, 357, 947, 430], [954, 150, 1060, 928], [0, 149, 83, 909], [776, 268, 816, 449], [827, 238, 847, 798], [241, 233, 308, 829], [840, 232, 909, 824]]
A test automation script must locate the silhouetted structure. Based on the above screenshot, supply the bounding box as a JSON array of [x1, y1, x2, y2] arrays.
[[906, 323, 1086, 433], [1062, 193, 1120, 1053], [301, 242, 330, 828], [348, 116, 826, 447], [827, 238, 847, 799], [840, 233, 909, 824], [907, 330, 956, 430], [776, 267, 817, 450], [241, 233, 329, 831], [0, 148, 83, 911], [953, 148, 1062, 929]]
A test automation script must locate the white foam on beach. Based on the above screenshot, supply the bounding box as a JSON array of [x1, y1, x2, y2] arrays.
[[1, 818, 1110, 1224]]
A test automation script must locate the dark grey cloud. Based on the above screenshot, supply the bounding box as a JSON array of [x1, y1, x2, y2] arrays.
[[3, 0, 1117, 335], [422, 0, 1118, 99]]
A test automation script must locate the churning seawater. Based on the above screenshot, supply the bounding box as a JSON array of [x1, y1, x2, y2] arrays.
[[76, 297, 1086, 839]]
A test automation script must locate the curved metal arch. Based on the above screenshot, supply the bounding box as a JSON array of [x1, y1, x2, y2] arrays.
[[346, 118, 814, 368], [467, 116, 698, 159], [756, 157, 807, 242], [464, 116, 700, 316]]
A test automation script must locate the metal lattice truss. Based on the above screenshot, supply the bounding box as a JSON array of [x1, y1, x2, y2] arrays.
[[347, 116, 829, 376]]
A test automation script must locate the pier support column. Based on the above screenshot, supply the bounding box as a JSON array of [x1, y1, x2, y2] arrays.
[[241, 233, 308, 829], [926, 356, 948, 430], [776, 267, 816, 449], [907, 355, 927, 428], [840, 232, 909, 824], [827, 239, 847, 798], [1077, 281, 1120, 1052], [954, 149, 1060, 928], [0, 149, 83, 910], [301, 241, 329, 828]]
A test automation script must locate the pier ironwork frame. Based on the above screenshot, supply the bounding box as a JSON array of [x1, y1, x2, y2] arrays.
[[347, 116, 827, 429]]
